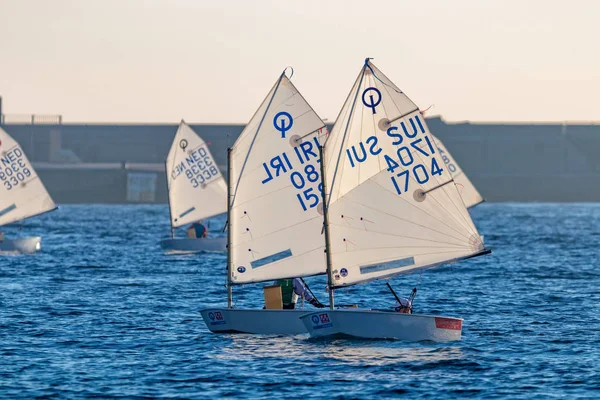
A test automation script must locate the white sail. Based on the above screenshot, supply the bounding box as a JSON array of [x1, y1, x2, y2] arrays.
[[229, 71, 328, 284], [0, 127, 56, 226], [166, 122, 227, 228], [432, 135, 484, 209], [323, 60, 487, 288]]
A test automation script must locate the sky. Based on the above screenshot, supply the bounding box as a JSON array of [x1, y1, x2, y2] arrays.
[[0, 0, 599, 123]]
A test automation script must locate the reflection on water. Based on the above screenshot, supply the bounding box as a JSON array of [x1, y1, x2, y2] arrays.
[[315, 342, 464, 365], [211, 334, 463, 366], [210, 335, 307, 361]]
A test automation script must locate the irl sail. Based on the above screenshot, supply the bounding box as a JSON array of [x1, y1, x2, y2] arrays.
[[432, 135, 484, 209], [323, 60, 488, 288], [229, 70, 328, 284], [166, 122, 227, 228], [0, 127, 56, 226]]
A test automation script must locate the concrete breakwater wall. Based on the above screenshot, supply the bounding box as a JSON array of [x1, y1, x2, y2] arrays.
[[3, 117, 600, 203]]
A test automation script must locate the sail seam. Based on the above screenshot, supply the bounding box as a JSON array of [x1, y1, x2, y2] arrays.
[[298, 125, 327, 140], [386, 108, 421, 126], [424, 179, 455, 195], [230, 214, 325, 250], [338, 177, 475, 243], [332, 245, 476, 256], [332, 248, 490, 288], [327, 64, 368, 208], [387, 176, 477, 242], [327, 222, 475, 248], [230, 73, 286, 208]]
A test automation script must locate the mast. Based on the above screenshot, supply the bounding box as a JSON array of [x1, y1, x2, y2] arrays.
[[315, 61, 367, 303], [226, 147, 233, 308], [165, 158, 175, 239], [319, 145, 335, 310]]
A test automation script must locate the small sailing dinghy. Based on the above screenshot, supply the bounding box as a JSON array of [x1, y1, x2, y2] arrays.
[[160, 121, 227, 253], [432, 135, 484, 209], [300, 59, 491, 341], [0, 127, 57, 254], [200, 68, 329, 334]]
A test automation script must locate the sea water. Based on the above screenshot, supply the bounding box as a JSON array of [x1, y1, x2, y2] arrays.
[[1, 204, 598, 398]]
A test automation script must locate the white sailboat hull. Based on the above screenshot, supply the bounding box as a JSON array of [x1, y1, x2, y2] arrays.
[[200, 308, 312, 334], [300, 309, 463, 342], [0, 236, 42, 254], [160, 237, 226, 254]]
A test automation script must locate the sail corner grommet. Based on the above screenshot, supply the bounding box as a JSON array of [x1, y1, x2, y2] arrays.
[[289, 134, 302, 147], [469, 234, 485, 251], [413, 189, 426, 202], [378, 118, 390, 131]]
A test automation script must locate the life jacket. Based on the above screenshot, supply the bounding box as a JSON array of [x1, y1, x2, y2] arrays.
[[194, 223, 207, 238], [276, 279, 295, 305], [187, 223, 207, 238]]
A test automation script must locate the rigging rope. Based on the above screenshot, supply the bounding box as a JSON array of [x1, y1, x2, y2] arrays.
[[364, 58, 403, 94]]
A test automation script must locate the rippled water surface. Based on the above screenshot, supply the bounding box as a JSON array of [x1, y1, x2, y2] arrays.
[[1, 204, 599, 398]]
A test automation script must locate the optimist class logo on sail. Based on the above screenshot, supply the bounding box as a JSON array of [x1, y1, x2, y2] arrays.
[[273, 112, 293, 138], [362, 87, 382, 114]]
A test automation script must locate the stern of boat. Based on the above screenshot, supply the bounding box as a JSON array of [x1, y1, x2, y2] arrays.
[[0, 236, 42, 254]]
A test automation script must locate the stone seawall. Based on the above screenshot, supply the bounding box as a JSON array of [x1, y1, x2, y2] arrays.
[[3, 117, 600, 203]]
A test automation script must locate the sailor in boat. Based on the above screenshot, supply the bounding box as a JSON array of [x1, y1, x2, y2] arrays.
[[276, 278, 325, 309], [186, 221, 208, 239], [391, 287, 417, 314], [393, 297, 413, 314]]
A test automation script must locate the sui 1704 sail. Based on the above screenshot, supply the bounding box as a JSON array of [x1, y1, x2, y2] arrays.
[[323, 60, 488, 288], [300, 59, 490, 341]]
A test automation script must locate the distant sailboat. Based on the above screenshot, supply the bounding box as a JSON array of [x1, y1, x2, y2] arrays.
[[433, 135, 484, 209], [200, 68, 329, 334], [0, 127, 57, 254], [160, 121, 228, 253], [301, 59, 491, 341]]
